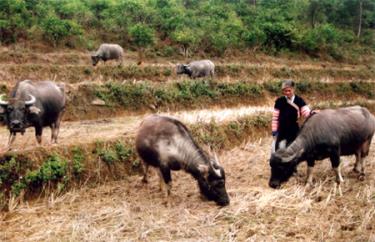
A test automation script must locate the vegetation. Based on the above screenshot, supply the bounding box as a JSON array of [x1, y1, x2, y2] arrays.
[[0, 0, 374, 59], [93, 80, 375, 110]]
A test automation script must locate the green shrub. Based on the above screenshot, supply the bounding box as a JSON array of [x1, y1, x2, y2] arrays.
[[263, 81, 281, 94], [72, 147, 85, 175], [11, 181, 27, 196], [350, 82, 375, 98], [115, 142, 133, 161], [39, 155, 68, 182], [41, 16, 83, 47], [0, 157, 20, 185]]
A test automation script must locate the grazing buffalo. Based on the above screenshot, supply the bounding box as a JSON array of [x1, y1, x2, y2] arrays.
[[0, 80, 66, 148], [176, 59, 215, 79], [269, 106, 375, 189], [91, 43, 124, 66], [135, 115, 230, 206]]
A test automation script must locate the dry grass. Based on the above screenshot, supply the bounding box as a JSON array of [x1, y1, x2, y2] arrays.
[[1, 137, 374, 241]]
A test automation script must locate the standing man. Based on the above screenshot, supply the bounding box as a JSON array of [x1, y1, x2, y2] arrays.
[[271, 80, 312, 151]]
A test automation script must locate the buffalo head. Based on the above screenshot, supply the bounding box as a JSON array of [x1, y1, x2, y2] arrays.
[[269, 148, 303, 189], [176, 64, 191, 75], [91, 55, 100, 66], [197, 153, 230, 206], [0, 94, 39, 133]]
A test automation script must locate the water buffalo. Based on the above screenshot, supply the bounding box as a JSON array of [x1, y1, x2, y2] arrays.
[[269, 106, 375, 189], [176, 59, 215, 79], [91, 43, 124, 66], [0, 80, 66, 148], [135, 115, 230, 206]]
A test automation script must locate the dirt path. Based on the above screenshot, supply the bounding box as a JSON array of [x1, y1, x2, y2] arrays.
[[1, 137, 374, 241], [1, 98, 373, 152], [0, 105, 273, 152]]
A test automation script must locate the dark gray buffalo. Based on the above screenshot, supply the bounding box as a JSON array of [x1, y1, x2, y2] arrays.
[[269, 106, 375, 189], [91, 43, 124, 66], [135, 115, 230, 206], [0, 80, 66, 148], [176, 59, 215, 79]]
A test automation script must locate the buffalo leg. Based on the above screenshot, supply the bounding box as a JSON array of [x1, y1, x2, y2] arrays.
[[353, 151, 362, 174], [306, 160, 315, 185], [354, 139, 371, 180], [51, 112, 63, 144], [158, 165, 172, 196], [35, 126, 43, 145], [330, 152, 344, 184], [142, 163, 149, 183], [7, 132, 16, 148]]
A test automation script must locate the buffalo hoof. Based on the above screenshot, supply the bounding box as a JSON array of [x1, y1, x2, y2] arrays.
[[358, 173, 365, 181]]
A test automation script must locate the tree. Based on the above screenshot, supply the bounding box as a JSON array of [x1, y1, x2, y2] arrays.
[[357, 0, 363, 37], [129, 23, 155, 64], [0, 0, 31, 43], [171, 27, 201, 57]]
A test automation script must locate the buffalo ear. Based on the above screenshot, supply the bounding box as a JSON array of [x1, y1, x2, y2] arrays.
[[28, 106, 41, 114], [198, 164, 209, 178]]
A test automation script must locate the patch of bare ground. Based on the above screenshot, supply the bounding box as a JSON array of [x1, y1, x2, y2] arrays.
[[0, 106, 273, 152], [1, 98, 373, 152], [1, 138, 374, 241]]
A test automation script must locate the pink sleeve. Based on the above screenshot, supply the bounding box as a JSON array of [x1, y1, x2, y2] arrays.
[[272, 109, 280, 132], [301, 105, 311, 118]]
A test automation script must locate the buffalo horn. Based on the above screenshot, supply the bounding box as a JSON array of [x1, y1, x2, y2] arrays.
[[210, 152, 222, 178], [281, 148, 304, 163], [0, 94, 8, 106], [25, 94, 36, 106]]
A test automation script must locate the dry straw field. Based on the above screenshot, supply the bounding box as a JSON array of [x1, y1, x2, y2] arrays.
[[0, 46, 374, 241], [1, 136, 374, 241]]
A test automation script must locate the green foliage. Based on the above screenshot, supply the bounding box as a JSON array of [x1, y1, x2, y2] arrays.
[[99, 148, 118, 164], [0, 0, 30, 43], [13, 154, 69, 194], [40, 155, 68, 181], [41, 15, 83, 46], [0, 157, 21, 186], [72, 147, 85, 175], [129, 23, 155, 48], [263, 81, 281, 94], [350, 81, 375, 98], [0, 0, 374, 56], [217, 82, 263, 97], [114, 142, 133, 161], [11, 181, 26, 196]]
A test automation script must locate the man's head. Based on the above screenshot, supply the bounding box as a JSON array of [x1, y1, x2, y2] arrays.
[[282, 80, 295, 99]]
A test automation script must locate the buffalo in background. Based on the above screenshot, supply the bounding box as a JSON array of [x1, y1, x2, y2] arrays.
[[0, 80, 66, 149], [176, 59, 215, 79], [91, 43, 124, 66]]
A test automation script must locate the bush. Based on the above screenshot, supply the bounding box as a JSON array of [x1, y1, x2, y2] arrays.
[[72, 147, 85, 175], [261, 21, 297, 51], [41, 16, 83, 47], [24, 154, 68, 188]]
